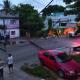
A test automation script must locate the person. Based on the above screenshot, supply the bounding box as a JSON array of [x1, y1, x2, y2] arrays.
[[0, 61, 4, 80], [7, 54, 13, 73]]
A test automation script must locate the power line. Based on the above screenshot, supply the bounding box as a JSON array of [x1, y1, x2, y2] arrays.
[[38, 0, 54, 14]]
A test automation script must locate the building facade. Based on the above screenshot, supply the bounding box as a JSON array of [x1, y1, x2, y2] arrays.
[[44, 12, 77, 29], [0, 11, 20, 38]]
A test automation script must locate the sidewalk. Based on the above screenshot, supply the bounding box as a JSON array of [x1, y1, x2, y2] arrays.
[[0, 38, 30, 52], [3, 64, 40, 80]]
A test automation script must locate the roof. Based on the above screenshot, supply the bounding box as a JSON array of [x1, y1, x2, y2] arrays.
[[0, 10, 19, 19]]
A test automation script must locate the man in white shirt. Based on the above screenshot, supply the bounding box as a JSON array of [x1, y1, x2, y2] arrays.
[[7, 54, 13, 73]]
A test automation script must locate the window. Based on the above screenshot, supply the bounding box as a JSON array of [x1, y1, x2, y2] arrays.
[[44, 52, 49, 57], [11, 31, 15, 35], [57, 53, 71, 63], [61, 23, 67, 26], [49, 55, 55, 60], [10, 19, 16, 24]]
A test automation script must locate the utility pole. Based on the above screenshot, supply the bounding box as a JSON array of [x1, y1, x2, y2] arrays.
[[3, 17, 7, 49], [3, 18, 6, 35]]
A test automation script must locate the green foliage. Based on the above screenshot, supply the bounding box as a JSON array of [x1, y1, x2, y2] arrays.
[[64, 0, 80, 21], [63, 0, 72, 4], [12, 4, 44, 37], [64, 9, 77, 15], [71, 55, 80, 62], [42, 5, 65, 16], [20, 29, 26, 36], [21, 64, 57, 79], [48, 19, 52, 33], [48, 19, 52, 28], [0, 25, 4, 29], [3, 0, 11, 13]]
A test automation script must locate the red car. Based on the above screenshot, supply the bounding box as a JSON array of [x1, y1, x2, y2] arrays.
[[38, 50, 80, 79]]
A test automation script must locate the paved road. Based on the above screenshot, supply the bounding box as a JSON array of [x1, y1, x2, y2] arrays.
[[0, 40, 41, 80], [31, 37, 80, 54], [0, 37, 80, 80]]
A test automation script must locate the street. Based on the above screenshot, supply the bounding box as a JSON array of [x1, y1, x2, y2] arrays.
[[0, 40, 40, 80], [0, 37, 80, 80]]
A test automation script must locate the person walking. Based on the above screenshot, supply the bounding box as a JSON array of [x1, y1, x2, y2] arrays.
[[7, 54, 13, 73]]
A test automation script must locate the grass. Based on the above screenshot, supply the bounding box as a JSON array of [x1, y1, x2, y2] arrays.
[[71, 55, 80, 62], [21, 63, 57, 80]]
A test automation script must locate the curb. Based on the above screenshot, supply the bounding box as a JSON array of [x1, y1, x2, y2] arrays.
[[0, 47, 6, 52], [30, 40, 44, 50]]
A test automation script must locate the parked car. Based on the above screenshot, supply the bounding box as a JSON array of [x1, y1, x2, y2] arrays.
[[38, 50, 80, 79]]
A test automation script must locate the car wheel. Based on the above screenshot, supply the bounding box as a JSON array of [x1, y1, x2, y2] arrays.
[[39, 59, 45, 66], [58, 70, 65, 78]]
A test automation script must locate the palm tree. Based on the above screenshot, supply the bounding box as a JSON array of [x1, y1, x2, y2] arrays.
[[3, 0, 11, 14]]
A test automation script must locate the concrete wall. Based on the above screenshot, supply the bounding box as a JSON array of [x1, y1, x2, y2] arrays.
[[7, 29, 20, 38]]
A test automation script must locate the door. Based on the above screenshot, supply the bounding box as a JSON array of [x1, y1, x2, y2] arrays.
[[48, 55, 59, 71], [42, 52, 50, 67]]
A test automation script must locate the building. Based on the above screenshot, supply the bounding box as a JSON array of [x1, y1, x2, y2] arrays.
[[0, 11, 20, 38], [44, 12, 77, 35], [44, 12, 77, 29]]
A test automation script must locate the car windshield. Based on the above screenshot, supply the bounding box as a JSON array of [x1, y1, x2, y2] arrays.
[[56, 53, 72, 63]]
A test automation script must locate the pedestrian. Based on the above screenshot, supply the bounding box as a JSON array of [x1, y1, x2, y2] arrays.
[[3, 34, 7, 49], [0, 61, 4, 80], [0, 66, 4, 80], [7, 54, 13, 73]]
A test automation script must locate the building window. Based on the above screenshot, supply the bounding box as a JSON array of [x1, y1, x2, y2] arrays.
[[11, 31, 15, 35], [61, 23, 67, 26], [10, 19, 16, 24]]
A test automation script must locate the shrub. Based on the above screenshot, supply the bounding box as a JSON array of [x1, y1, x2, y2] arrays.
[[21, 63, 57, 80]]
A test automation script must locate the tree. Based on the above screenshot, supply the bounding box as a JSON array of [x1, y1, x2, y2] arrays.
[[42, 5, 65, 16], [63, 0, 72, 4], [48, 19, 52, 30], [12, 4, 44, 37], [64, 0, 80, 21], [3, 0, 11, 13]]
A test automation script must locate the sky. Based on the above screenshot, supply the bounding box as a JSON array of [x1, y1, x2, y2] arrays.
[[0, 0, 66, 12]]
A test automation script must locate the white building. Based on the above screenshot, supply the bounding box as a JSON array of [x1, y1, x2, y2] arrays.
[[0, 11, 20, 38], [44, 12, 77, 29]]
